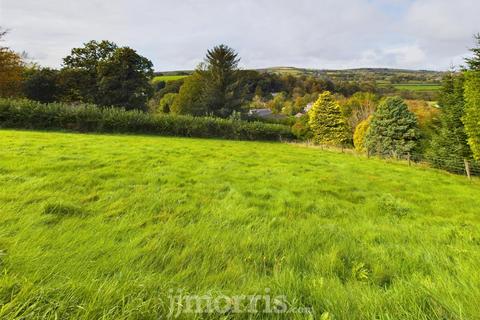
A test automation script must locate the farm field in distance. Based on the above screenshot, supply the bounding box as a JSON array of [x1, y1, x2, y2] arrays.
[[388, 83, 442, 91], [1, 129, 479, 319], [156, 67, 444, 93], [152, 74, 189, 83]]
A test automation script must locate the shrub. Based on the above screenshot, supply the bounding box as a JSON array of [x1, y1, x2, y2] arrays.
[[340, 92, 377, 133], [0, 99, 293, 141], [291, 114, 313, 140], [157, 93, 177, 114], [353, 116, 371, 153]]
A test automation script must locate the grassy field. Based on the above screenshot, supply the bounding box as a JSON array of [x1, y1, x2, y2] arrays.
[[392, 84, 442, 91], [152, 75, 189, 83], [1, 130, 480, 319], [376, 82, 442, 92]]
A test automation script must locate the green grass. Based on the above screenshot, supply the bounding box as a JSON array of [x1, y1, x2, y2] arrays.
[[152, 75, 189, 83], [1, 130, 480, 319], [393, 84, 442, 91], [377, 83, 442, 91], [380, 83, 442, 92]]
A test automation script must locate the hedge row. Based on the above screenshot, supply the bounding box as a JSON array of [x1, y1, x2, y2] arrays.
[[0, 99, 294, 141]]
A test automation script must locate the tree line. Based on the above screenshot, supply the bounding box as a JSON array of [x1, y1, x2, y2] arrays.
[[1, 27, 417, 116]]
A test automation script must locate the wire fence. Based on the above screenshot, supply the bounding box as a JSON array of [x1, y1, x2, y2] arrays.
[[398, 153, 480, 178], [290, 141, 480, 179]]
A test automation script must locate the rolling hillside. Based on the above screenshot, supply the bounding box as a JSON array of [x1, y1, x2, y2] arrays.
[[258, 67, 444, 90], [1, 130, 479, 319], [156, 67, 445, 93]]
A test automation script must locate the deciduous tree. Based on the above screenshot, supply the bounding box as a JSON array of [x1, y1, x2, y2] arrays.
[[171, 72, 205, 115], [157, 93, 178, 113], [62, 40, 117, 104], [23, 68, 60, 103], [0, 28, 24, 97], [340, 92, 377, 133], [96, 47, 153, 110], [62, 40, 153, 110]]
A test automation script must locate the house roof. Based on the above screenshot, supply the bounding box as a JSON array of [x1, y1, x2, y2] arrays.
[[248, 108, 273, 117], [304, 102, 314, 112]]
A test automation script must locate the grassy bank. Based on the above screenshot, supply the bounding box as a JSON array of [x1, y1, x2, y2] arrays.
[[1, 130, 479, 319]]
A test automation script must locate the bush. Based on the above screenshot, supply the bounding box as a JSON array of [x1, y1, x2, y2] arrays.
[[0, 99, 293, 141], [353, 116, 371, 153], [291, 114, 313, 140]]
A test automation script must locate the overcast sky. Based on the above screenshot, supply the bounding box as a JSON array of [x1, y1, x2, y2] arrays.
[[1, 0, 479, 71]]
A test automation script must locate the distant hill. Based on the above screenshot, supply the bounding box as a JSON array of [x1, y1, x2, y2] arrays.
[[156, 66, 446, 84], [256, 67, 445, 84]]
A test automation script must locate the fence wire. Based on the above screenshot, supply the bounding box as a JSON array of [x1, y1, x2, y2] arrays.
[[295, 141, 480, 179]]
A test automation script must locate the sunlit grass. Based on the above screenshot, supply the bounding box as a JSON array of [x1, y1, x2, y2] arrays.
[[0, 129, 479, 319], [392, 84, 442, 91], [152, 75, 189, 83]]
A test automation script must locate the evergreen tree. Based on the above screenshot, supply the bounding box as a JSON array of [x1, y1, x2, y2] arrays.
[[465, 33, 480, 71], [463, 71, 480, 160], [426, 73, 473, 172], [201, 44, 244, 117], [308, 91, 350, 146], [365, 96, 419, 158]]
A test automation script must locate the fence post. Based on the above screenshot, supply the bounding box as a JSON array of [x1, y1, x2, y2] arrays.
[[464, 159, 471, 180], [407, 153, 411, 166]]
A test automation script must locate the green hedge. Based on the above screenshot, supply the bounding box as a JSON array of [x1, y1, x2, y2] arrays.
[[0, 99, 294, 141]]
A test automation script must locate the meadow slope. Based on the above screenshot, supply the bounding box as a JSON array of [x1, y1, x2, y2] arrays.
[[0, 130, 479, 319]]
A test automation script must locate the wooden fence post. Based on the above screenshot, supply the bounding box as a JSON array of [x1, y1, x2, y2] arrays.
[[407, 153, 411, 167], [464, 159, 471, 180]]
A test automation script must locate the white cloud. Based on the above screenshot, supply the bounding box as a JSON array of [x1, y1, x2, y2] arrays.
[[384, 45, 427, 68], [0, 0, 478, 70]]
